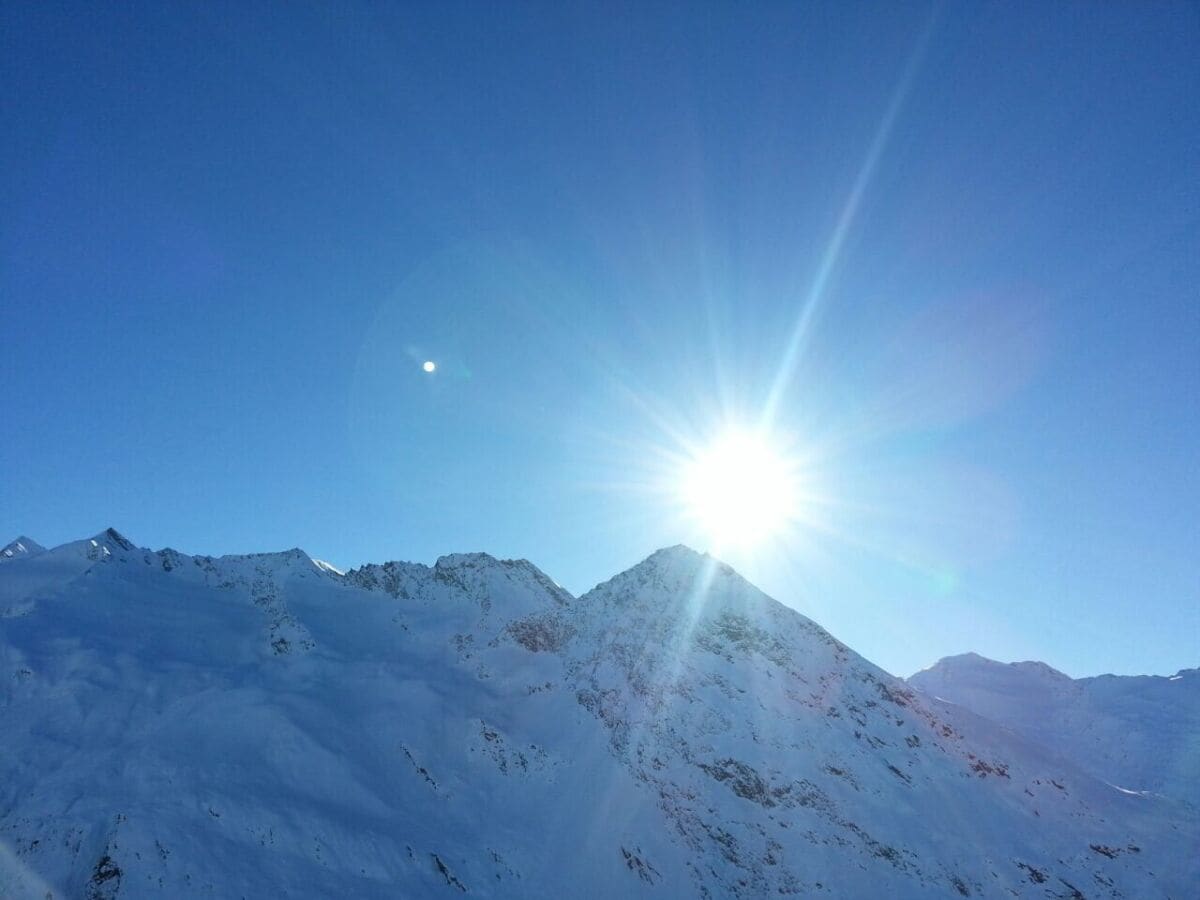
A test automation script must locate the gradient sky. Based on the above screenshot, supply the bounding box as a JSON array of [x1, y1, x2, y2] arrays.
[[3, 1, 1197, 679]]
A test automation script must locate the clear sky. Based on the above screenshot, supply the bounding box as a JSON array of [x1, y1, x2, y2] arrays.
[[3, 1, 1197, 679]]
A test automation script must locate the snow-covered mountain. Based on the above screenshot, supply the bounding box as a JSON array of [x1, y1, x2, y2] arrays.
[[908, 653, 1200, 807], [1, 530, 1195, 899], [0, 536, 45, 563]]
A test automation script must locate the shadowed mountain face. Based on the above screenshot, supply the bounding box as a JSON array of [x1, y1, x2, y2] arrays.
[[1, 532, 1195, 898], [908, 653, 1200, 805]]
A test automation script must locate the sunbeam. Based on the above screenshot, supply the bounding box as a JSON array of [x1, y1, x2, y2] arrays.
[[760, 16, 938, 430]]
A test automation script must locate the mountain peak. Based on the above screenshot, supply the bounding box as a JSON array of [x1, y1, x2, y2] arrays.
[[39, 527, 145, 563], [431, 552, 574, 603], [914, 652, 1071, 683], [434, 551, 502, 570], [212, 546, 316, 570], [579, 544, 790, 635], [593, 544, 737, 595], [91, 527, 136, 552], [646, 543, 706, 563], [613, 544, 713, 578], [1, 535, 45, 561], [1009, 658, 1072, 680]]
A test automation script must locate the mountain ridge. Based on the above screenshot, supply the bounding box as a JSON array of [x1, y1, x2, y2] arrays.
[[908, 651, 1200, 807], [1, 530, 1196, 898]]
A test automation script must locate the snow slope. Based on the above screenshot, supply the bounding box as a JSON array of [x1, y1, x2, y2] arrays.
[[908, 653, 1200, 806], [1, 531, 1195, 898]]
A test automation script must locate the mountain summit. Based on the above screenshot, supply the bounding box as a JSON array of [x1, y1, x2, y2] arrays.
[[0, 535, 45, 562], [909, 652, 1200, 804], [1, 533, 1195, 898]]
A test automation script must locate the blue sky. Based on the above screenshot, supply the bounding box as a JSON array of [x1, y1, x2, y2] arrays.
[[2, 1, 1197, 678]]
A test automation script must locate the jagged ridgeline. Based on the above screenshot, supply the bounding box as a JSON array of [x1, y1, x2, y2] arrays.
[[1, 531, 1196, 898]]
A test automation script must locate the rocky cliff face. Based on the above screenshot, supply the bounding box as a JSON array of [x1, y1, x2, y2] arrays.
[[1, 531, 1195, 898]]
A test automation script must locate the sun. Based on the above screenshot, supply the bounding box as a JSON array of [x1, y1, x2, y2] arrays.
[[679, 428, 799, 549]]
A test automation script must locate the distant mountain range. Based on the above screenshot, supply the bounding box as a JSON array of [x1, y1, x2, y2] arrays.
[[908, 652, 1198, 807], [2, 530, 1195, 898]]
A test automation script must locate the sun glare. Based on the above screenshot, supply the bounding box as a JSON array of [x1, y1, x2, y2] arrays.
[[679, 429, 798, 549]]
